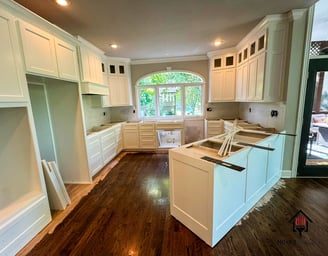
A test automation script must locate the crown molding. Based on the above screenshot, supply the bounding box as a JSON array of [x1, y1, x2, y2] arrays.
[[131, 55, 208, 65]]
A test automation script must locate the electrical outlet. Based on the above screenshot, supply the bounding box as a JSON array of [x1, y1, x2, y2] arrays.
[[271, 110, 278, 117]]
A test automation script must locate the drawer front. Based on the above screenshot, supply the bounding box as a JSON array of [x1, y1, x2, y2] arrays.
[[156, 123, 184, 130], [140, 135, 156, 148], [101, 130, 115, 144], [139, 123, 155, 130], [87, 136, 101, 155], [123, 123, 139, 130], [102, 144, 117, 164], [139, 130, 155, 136]]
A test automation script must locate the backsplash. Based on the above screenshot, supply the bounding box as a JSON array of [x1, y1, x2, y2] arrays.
[[82, 95, 111, 130], [239, 102, 286, 131], [109, 106, 137, 122], [205, 102, 239, 120]]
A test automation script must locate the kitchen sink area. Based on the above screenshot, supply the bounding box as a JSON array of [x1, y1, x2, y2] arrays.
[[195, 139, 244, 153]]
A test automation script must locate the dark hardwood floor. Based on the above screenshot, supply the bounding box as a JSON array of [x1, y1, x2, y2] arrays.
[[22, 153, 328, 256]]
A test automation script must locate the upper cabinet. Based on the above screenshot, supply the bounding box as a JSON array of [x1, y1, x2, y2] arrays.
[[235, 15, 288, 102], [208, 50, 236, 102], [18, 20, 79, 81], [103, 58, 133, 107], [55, 38, 79, 81], [77, 36, 109, 95], [0, 9, 28, 102]]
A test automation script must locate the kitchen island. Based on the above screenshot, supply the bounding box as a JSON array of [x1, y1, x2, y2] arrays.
[[169, 130, 285, 247]]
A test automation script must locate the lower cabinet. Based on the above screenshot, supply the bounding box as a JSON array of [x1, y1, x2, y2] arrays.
[[139, 123, 156, 149], [169, 133, 285, 247], [86, 124, 122, 176], [123, 123, 139, 149], [86, 135, 103, 176]]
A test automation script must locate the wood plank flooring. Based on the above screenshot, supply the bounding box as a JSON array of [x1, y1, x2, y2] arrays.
[[19, 153, 328, 256]]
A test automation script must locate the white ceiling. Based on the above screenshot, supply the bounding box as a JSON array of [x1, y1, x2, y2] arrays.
[[14, 0, 318, 61]]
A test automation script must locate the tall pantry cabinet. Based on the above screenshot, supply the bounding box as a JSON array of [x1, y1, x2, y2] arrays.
[[0, 3, 51, 256]]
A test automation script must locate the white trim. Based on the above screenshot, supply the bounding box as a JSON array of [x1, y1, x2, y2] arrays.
[[131, 55, 208, 65], [207, 47, 237, 58], [136, 69, 205, 86], [281, 169, 292, 178], [291, 7, 313, 177]]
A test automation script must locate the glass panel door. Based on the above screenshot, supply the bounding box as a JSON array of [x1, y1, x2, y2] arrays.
[[298, 58, 328, 176]]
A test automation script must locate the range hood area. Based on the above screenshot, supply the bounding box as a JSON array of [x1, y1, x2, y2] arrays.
[[80, 81, 109, 95]]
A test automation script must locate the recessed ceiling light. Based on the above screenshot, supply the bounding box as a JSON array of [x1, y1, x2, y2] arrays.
[[55, 0, 71, 6], [110, 44, 118, 49], [214, 39, 224, 46]]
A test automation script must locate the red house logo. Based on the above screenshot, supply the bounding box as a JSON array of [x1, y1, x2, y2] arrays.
[[289, 210, 313, 237]]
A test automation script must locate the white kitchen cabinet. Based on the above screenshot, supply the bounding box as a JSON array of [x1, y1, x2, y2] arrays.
[[209, 68, 236, 102], [86, 124, 122, 176], [139, 123, 156, 149], [208, 50, 236, 102], [77, 36, 108, 95], [211, 53, 235, 70], [113, 124, 123, 153], [18, 20, 58, 78], [123, 123, 139, 149], [105, 59, 133, 107], [169, 132, 284, 247], [55, 38, 79, 81], [266, 134, 285, 184], [79, 45, 103, 85], [86, 135, 103, 176], [100, 128, 117, 165], [18, 20, 79, 82], [0, 9, 28, 102], [247, 52, 265, 101], [236, 15, 288, 102]]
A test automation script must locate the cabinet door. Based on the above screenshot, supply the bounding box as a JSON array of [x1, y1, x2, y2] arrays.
[[245, 143, 268, 201], [89, 53, 103, 85], [19, 21, 58, 77], [55, 38, 79, 81], [209, 70, 224, 101], [123, 126, 139, 149], [0, 10, 28, 102], [100, 129, 116, 164], [108, 75, 132, 106], [86, 136, 103, 176], [266, 135, 284, 184], [210, 69, 235, 102], [236, 64, 249, 101], [224, 69, 236, 101], [248, 54, 264, 101]]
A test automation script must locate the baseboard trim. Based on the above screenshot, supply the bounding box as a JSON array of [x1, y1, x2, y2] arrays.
[[282, 169, 292, 178]]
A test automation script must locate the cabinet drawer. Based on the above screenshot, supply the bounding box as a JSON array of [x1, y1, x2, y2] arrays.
[[101, 130, 115, 145], [139, 123, 155, 130], [87, 136, 101, 154], [155, 123, 184, 130], [123, 123, 139, 130], [139, 130, 155, 136], [140, 136, 156, 148]]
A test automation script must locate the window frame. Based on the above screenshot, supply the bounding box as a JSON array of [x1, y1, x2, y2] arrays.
[[135, 71, 205, 120]]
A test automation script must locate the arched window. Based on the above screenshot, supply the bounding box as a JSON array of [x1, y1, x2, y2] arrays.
[[136, 71, 204, 119]]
